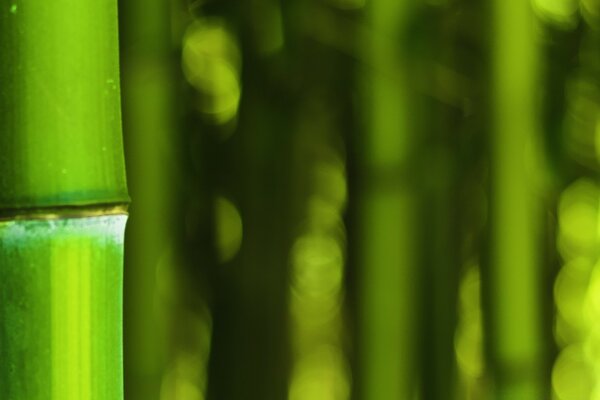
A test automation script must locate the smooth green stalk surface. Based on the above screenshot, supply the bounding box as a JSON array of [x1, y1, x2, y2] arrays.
[[120, 0, 174, 396], [1, 0, 130, 398], [360, 0, 420, 398], [489, 0, 546, 398], [0, 0, 128, 209], [0, 215, 127, 400]]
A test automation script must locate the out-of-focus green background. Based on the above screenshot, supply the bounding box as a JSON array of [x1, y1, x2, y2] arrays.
[[118, 0, 600, 399]]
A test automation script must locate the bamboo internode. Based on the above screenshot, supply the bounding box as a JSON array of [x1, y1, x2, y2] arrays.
[[0, 1, 129, 399]]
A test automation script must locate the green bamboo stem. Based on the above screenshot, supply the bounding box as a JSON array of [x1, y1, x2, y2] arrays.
[[119, 0, 174, 397], [0, 1, 128, 398], [0, 1, 128, 209], [359, 0, 421, 398], [0, 216, 126, 399], [488, 0, 547, 398]]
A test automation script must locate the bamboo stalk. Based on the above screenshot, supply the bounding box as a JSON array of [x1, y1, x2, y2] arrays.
[[0, 1, 128, 398], [119, 0, 175, 397], [358, 0, 421, 398], [0, 1, 128, 209], [487, 0, 547, 398], [0, 215, 127, 399]]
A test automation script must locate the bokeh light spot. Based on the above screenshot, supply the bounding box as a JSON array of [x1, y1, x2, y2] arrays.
[[532, 0, 579, 28], [292, 234, 343, 300], [455, 267, 484, 379], [288, 346, 350, 400], [214, 196, 243, 263], [160, 356, 204, 400], [182, 20, 241, 125], [312, 159, 347, 212], [554, 258, 593, 332], [558, 179, 600, 259], [552, 345, 595, 400]]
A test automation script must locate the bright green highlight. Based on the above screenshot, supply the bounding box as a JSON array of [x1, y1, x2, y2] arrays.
[[551, 179, 600, 399], [288, 157, 349, 400], [182, 19, 241, 126], [0, 215, 127, 400], [0, 0, 128, 209]]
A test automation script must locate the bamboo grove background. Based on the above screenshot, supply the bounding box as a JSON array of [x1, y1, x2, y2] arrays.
[[96, 0, 600, 398]]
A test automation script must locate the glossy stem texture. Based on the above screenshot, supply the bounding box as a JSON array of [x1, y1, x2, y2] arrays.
[[0, 216, 127, 399], [0, 0, 129, 399], [0, 0, 128, 209]]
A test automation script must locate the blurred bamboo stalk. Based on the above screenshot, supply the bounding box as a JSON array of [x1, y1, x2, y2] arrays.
[[487, 0, 548, 398], [0, 0, 128, 398], [119, 0, 177, 398], [184, 2, 293, 399], [418, 8, 462, 400], [358, 0, 422, 398]]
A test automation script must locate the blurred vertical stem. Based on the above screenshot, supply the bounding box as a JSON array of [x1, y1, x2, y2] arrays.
[[202, 1, 292, 398], [358, 0, 421, 398], [119, 0, 175, 398], [0, 1, 128, 399], [488, 0, 547, 398]]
